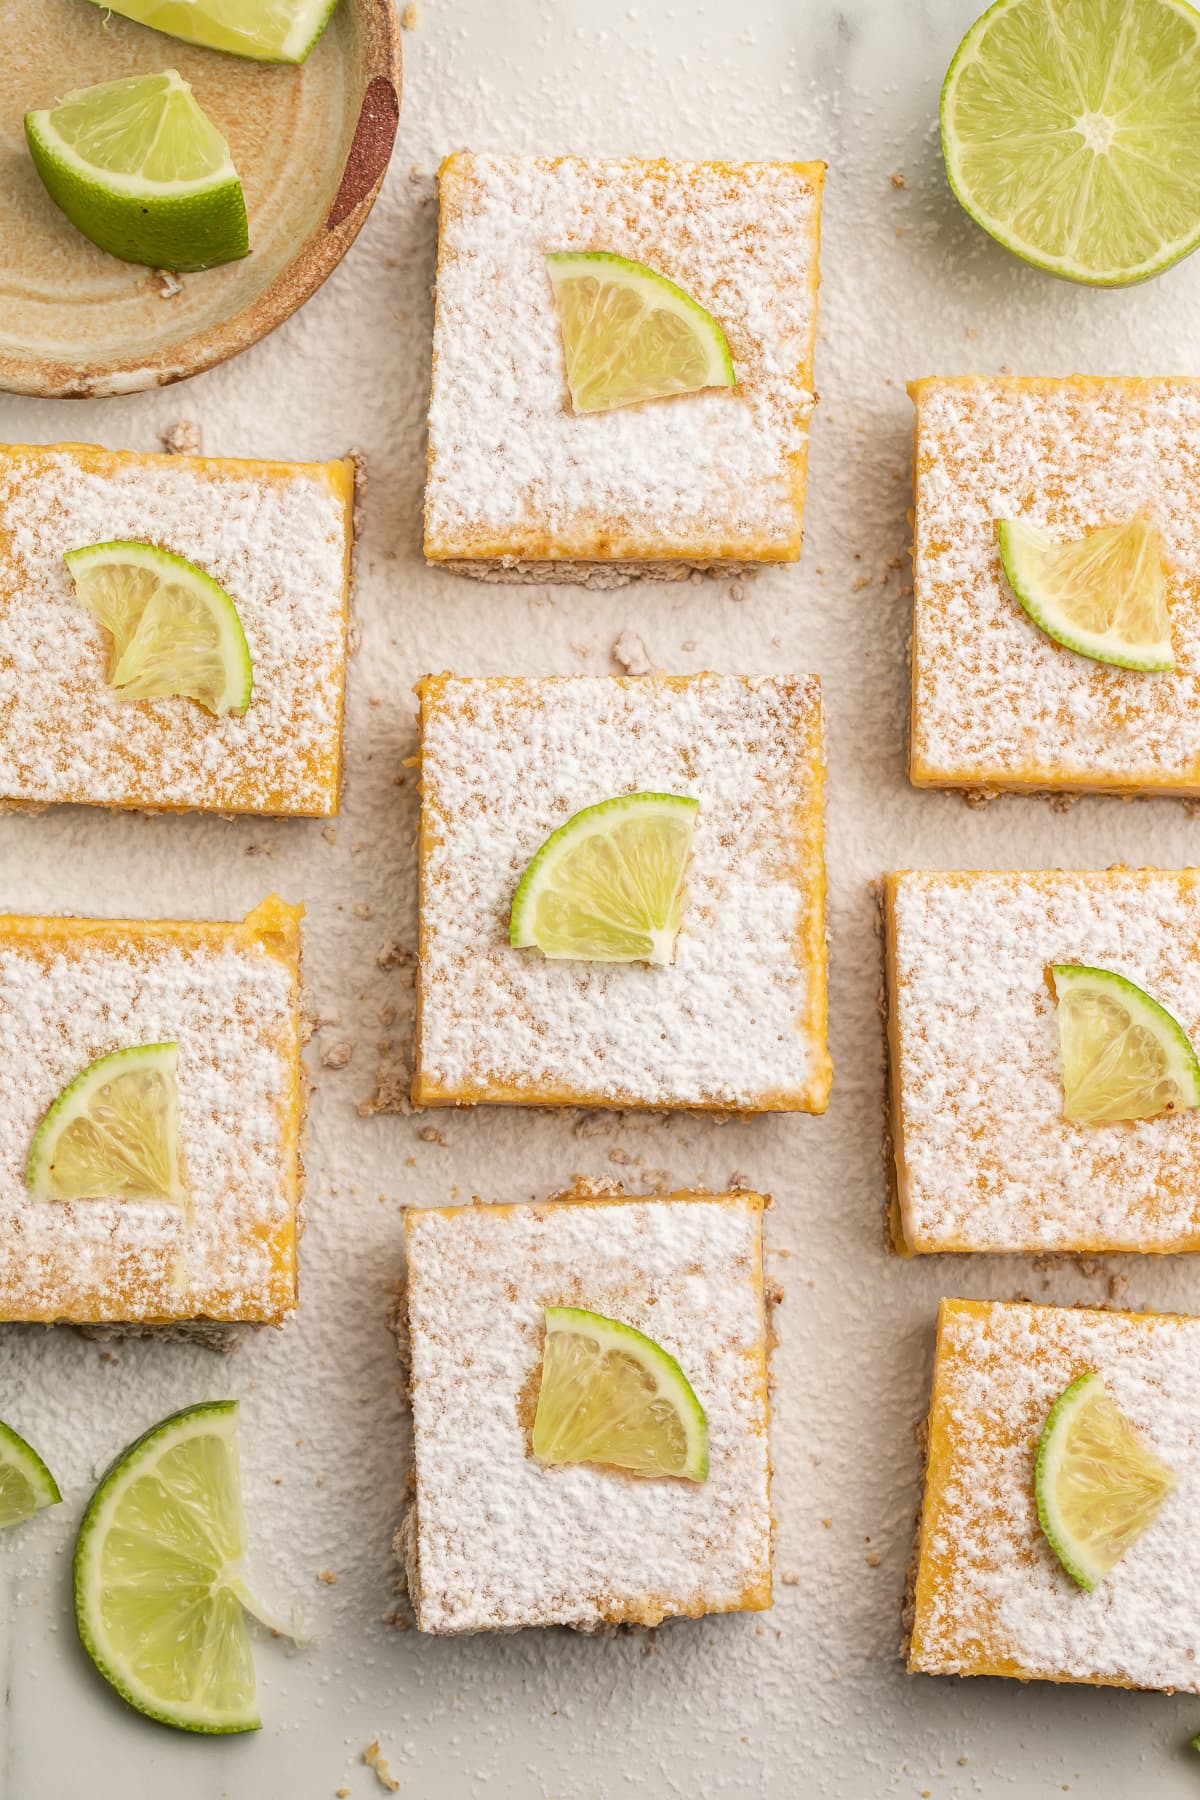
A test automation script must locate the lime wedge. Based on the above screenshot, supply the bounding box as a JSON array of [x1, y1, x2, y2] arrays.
[[0, 1420, 61, 1530], [510, 791, 698, 964], [532, 1307, 708, 1481], [998, 518, 1173, 671], [545, 252, 736, 413], [75, 1401, 264, 1733], [1036, 1371, 1174, 1590], [26, 1043, 187, 1208], [941, 0, 1200, 286], [81, 0, 338, 62], [25, 70, 248, 272], [1050, 964, 1200, 1124], [65, 541, 253, 717]]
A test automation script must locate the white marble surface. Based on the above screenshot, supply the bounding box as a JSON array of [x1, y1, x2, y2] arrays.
[[4, 0, 1200, 1795]]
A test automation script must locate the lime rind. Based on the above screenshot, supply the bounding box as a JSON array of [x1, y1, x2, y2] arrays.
[[534, 1306, 709, 1482], [64, 540, 253, 717], [545, 251, 735, 413], [74, 1400, 262, 1735], [998, 518, 1174, 672], [25, 1041, 187, 1207], [0, 1419, 62, 1529], [80, 0, 340, 63], [1050, 963, 1200, 1122], [509, 791, 699, 964], [940, 0, 1200, 287]]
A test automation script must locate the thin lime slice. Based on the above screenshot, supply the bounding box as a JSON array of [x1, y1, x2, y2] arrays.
[[545, 252, 736, 413], [74, 1401, 264, 1733], [940, 0, 1200, 287], [0, 1420, 62, 1530], [1050, 964, 1200, 1123], [510, 791, 698, 964], [80, 0, 338, 62], [999, 518, 1174, 671], [1035, 1370, 1174, 1590], [65, 541, 253, 717], [25, 70, 248, 272], [532, 1307, 708, 1481], [26, 1043, 187, 1208]]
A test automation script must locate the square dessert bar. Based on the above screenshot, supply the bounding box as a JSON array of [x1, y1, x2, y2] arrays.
[[909, 376, 1200, 796], [399, 1190, 772, 1633], [885, 868, 1200, 1255], [0, 443, 353, 815], [414, 672, 830, 1112], [424, 154, 824, 583], [0, 895, 304, 1326], [910, 1299, 1200, 1693]]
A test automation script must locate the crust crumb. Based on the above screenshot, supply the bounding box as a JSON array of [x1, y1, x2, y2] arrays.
[[363, 1742, 400, 1792], [401, 0, 419, 24], [612, 630, 652, 675], [321, 1040, 355, 1070], [317, 1568, 340, 1585], [159, 419, 202, 455]]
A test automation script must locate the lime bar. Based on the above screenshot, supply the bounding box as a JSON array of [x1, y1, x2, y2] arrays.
[[1051, 964, 1200, 1125], [25, 71, 248, 272], [82, 0, 339, 62], [0, 1420, 61, 1530]]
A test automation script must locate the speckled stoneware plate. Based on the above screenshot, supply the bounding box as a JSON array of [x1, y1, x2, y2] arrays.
[[0, 0, 400, 397]]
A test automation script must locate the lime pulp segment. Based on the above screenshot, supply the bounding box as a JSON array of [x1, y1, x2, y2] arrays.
[[1050, 964, 1200, 1123], [941, 0, 1200, 286], [25, 70, 248, 272], [545, 252, 736, 413], [510, 791, 699, 963], [998, 517, 1174, 670], [0, 1419, 62, 1530], [80, 0, 339, 62], [26, 1042, 187, 1207], [1035, 1370, 1175, 1589], [74, 1401, 264, 1733], [532, 1306, 709, 1481], [64, 541, 253, 717]]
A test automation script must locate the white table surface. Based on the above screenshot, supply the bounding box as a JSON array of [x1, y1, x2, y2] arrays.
[[5, 1, 1200, 1795]]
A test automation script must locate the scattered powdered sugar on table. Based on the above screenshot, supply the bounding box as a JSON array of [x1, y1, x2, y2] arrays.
[[890, 869, 1200, 1252], [403, 1194, 770, 1631], [0, 449, 349, 814], [913, 1300, 1200, 1691], [417, 673, 827, 1109]]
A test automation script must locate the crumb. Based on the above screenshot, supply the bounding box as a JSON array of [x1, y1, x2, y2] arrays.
[[890, 170, 906, 188], [377, 939, 412, 970], [245, 840, 277, 858], [357, 1043, 412, 1116], [150, 269, 183, 298], [726, 1170, 752, 1192], [866, 1551, 881, 1567], [852, 574, 872, 591], [780, 1569, 800, 1586], [419, 1126, 447, 1146], [321, 1040, 355, 1070], [352, 903, 374, 921], [680, 638, 696, 652], [401, 0, 419, 23], [573, 1112, 612, 1137], [608, 1147, 633, 1165], [727, 580, 745, 601], [317, 1569, 340, 1585], [322, 825, 338, 845], [612, 629, 652, 675], [821, 1516, 832, 1529], [362, 1742, 400, 1793], [378, 1002, 397, 1027], [337, 1788, 352, 1798], [159, 419, 202, 456]]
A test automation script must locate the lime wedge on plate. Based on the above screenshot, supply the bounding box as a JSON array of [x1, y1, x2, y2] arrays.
[[75, 1401, 266, 1733], [532, 1307, 708, 1481], [81, 0, 338, 62], [998, 518, 1173, 670], [25, 70, 248, 272], [1050, 964, 1200, 1124], [0, 1420, 61, 1530], [1036, 1370, 1174, 1590], [65, 541, 253, 717], [26, 1043, 187, 1207], [941, 0, 1200, 286], [545, 252, 735, 413], [510, 791, 698, 964]]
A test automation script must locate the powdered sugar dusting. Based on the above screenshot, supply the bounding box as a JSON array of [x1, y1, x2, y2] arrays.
[[425, 155, 822, 564], [0, 447, 351, 814], [404, 1193, 771, 1632], [416, 673, 829, 1110], [910, 377, 1200, 791], [889, 869, 1200, 1252], [911, 1299, 1200, 1692]]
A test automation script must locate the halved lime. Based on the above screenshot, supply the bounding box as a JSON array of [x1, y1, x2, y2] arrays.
[[25, 70, 248, 272], [0, 1420, 61, 1530], [81, 0, 338, 62], [1050, 964, 1200, 1123], [532, 1307, 708, 1481], [26, 1043, 187, 1208], [1035, 1370, 1174, 1590], [998, 518, 1173, 671], [65, 541, 253, 717], [545, 252, 735, 413], [75, 1401, 265, 1733], [941, 0, 1200, 286], [510, 791, 698, 964]]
